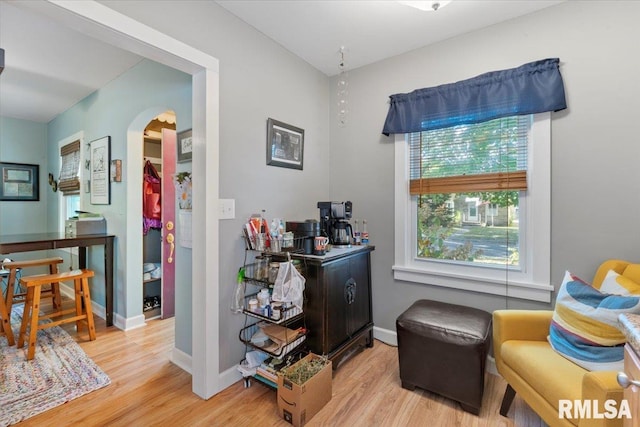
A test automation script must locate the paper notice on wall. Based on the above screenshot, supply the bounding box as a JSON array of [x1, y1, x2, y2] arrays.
[[178, 209, 192, 248]]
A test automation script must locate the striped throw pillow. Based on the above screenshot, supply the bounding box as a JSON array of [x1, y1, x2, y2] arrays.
[[549, 270, 640, 371], [599, 269, 640, 295]]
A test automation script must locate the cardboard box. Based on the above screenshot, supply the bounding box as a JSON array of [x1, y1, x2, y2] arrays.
[[277, 353, 332, 426]]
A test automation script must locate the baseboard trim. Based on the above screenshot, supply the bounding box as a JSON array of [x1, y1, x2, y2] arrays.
[[121, 314, 146, 330], [371, 325, 500, 378], [487, 355, 498, 376], [58, 287, 500, 391], [60, 281, 106, 320], [171, 347, 192, 374], [373, 326, 398, 346], [220, 364, 243, 390], [61, 281, 148, 331]]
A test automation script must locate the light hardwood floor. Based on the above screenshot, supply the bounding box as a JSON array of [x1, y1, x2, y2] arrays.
[[17, 309, 547, 426]]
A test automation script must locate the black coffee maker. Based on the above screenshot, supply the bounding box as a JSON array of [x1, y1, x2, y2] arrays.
[[318, 201, 353, 247]]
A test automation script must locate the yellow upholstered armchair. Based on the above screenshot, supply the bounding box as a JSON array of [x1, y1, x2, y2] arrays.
[[494, 259, 640, 427]]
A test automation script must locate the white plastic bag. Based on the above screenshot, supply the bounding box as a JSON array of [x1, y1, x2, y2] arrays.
[[272, 261, 305, 309]]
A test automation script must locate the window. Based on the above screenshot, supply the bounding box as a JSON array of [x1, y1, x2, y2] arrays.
[[393, 113, 553, 302], [411, 115, 528, 267], [58, 140, 81, 195], [65, 194, 81, 220], [57, 132, 84, 242]]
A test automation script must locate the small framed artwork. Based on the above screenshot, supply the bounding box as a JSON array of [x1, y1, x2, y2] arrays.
[[266, 118, 304, 170], [0, 162, 39, 201], [90, 136, 111, 205], [177, 129, 193, 163]]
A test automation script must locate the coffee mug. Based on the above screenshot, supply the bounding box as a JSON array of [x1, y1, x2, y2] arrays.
[[314, 236, 329, 252]]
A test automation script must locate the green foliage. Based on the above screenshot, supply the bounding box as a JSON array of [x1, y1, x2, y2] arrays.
[[418, 195, 454, 228], [419, 116, 526, 179], [413, 116, 526, 264], [469, 190, 519, 208], [417, 196, 482, 261]]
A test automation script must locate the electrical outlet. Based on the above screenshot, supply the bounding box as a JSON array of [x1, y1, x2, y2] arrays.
[[219, 199, 235, 220]]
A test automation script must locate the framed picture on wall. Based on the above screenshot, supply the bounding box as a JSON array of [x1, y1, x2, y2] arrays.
[[177, 129, 193, 163], [90, 136, 111, 205], [0, 162, 39, 201], [266, 118, 304, 170]]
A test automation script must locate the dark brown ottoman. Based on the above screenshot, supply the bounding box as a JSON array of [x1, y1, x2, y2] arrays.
[[396, 299, 492, 415]]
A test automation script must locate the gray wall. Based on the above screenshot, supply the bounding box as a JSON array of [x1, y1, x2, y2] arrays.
[[328, 0, 640, 331], [101, 0, 331, 371], [6, 0, 638, 377]]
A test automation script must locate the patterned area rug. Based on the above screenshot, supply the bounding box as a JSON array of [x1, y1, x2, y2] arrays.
[[0, 304, 111, 426]]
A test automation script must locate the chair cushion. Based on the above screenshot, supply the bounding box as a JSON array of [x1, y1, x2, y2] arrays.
[[501, 340, 584, 406], [622, 264, 640, 286], [549, 270, 640, 371]]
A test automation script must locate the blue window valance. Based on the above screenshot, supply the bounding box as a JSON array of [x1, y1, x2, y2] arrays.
[[382, 58, 567, 136]]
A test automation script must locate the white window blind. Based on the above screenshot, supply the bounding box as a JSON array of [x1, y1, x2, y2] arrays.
[[58, 140, 81, 195], [409, 116, 530, 195]]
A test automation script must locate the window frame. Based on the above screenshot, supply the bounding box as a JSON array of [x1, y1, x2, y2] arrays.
[[57, 131, 84, 256], [393, 112, 553, 302]]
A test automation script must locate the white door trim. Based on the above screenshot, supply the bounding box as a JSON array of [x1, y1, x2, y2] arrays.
[[30, 0, 221, 399]]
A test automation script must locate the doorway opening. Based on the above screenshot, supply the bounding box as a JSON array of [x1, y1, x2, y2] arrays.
[[142, 111, 176, 321], [35, 0, 222, 398]]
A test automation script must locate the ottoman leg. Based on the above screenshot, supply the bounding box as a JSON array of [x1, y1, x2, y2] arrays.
[[401, 381, 416, 391], [460, 403, 480, 415]]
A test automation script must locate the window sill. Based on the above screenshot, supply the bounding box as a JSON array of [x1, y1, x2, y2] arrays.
[[392, 265, 553, 303]]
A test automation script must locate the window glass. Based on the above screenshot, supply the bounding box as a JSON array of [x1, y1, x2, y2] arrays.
[[411, 116, 530, 270], [417, 192, 519, 267], [67, 195, 80, 219]]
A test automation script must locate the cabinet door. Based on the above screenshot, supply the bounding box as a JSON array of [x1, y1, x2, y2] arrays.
[[326, 260, 350, 352], [624, 345, 640, 427], [346, 253, 371, 337], [326, 252, 372, 353]]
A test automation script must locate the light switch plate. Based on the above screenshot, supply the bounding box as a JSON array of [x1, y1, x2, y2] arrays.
[[219, 199, 235, 219]]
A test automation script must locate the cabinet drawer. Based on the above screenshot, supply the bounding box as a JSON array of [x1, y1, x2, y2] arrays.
[[623, 345, 640, 427]]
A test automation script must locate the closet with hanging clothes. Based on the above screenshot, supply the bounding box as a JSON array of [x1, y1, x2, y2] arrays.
[[142, 122, 164, 319]]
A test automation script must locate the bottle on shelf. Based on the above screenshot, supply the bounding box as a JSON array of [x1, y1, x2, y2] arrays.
[[258, 288, 270, 308], [353, 219, 361, 245], [361, 219, 369, 246]]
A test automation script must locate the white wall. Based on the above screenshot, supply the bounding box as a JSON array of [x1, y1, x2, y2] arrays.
[[101, 0, 331, 371], [329, 1, 640, 331]]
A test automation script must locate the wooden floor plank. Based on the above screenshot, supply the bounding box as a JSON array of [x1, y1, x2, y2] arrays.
[[13, 301, 545, 426]]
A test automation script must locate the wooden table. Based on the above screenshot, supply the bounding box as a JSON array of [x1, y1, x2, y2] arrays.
[[0, 232, 115, 326]]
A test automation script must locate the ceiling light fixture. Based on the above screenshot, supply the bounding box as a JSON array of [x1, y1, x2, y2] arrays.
[[397, 1, 452, 12]]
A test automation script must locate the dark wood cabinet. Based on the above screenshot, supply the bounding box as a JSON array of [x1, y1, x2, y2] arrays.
[[298, 246, 374, 368]]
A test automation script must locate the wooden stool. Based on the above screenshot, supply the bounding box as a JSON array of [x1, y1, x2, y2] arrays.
[[0, 280, 14, 345], [1, 257, 63, 347], [18, 269, 96, 360], [3, 257, 64, 314]]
